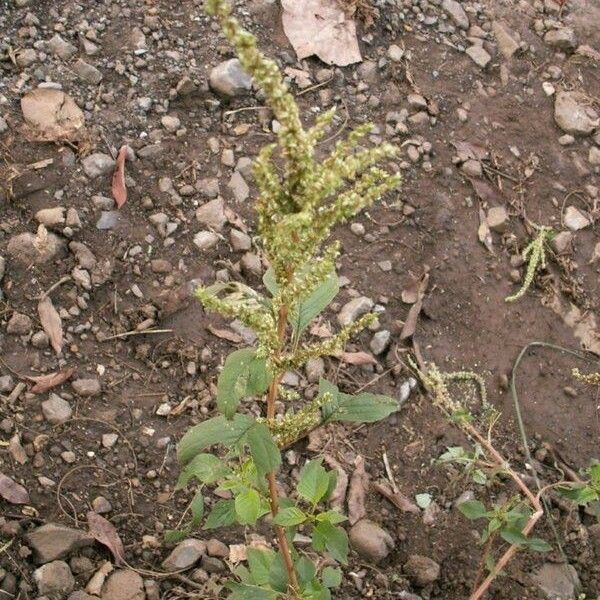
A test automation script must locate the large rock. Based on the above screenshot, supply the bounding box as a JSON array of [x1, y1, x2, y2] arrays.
[[554, 91, 599, 136], [25, 523, 94, 564], [531, 563, 580, 600], [349, 520, 395, 563], [195, 198, 227, 231], [544, 27, 577, 51], [101, 570, 145, 600], [34, 561, 75, 598], [7, 227, 65, 265], [441, 0, 469, 29], [162, 539, 206, 571], [404, 554, 441, 587], [209, 59, 252, 97]]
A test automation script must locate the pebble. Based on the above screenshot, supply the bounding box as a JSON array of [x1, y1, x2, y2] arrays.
[[403, 554, 441, 586], [34, 561, 75, 598], [487, 206, 509, 232], [92, 496, 112, 514], [492, 21, 519, 59], [47, 34, 77, 59], [589, 146, 600, 166], [195, 199, 226, 230], [228, 171, 249, 202], [96, 211, 120, 230], [370, 330, 390, 355], [441, 0, 469, 29], [338, 296, 374, 326], [206, 539, 229, 558], [209, 58, 252, 97], [101, 570, 145, 600], [387, 44, 404, 62], [230, 229, 252, 251], [554, 91, 599, 136], [82, 153, 116, 178], [41, 394, 73, 425], [7, 229, 64, 264], [73, 59, 103, 84], [564, 206, 590, 231], [465, 45, 491, 68], [7, 312, 32, 335], [551, 231, 573, 254], [161, 115, 181, 132], [72, 378, 101, 397], [102, 433, 118, 448], [349, 520, 395, 563], [193, 231, 219, 250], [305, 357, 325, 383], [544, 27, 577, 51], [531, 563, 580, 600]]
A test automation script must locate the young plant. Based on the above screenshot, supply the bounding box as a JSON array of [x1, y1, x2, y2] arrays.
[[174, 1, 401, 598]]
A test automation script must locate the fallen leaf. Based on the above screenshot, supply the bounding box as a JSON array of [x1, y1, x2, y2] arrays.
[[111, 145, 128, 208], [206, 324, 242, 344], [38, 296, 63, 354], [470, 177, 502, 205], [373, 480, 419, 513], [87, 512, 125, 565], [546, 294, 600, 355], [281, 0, 362, 66], [340, 351, 377, 365], [347, 455, 369, 525], [477, 207, 494, 254], [0, 472, 30, 504], [307, 426, 330, 452], [224, 207, 248, 233], [21, 88, 86, 142], [324, 454, 348, 512], [9, 434, 28, 465], [27, 367, 76, 393], [401, 273, 429, 340], [452, 141, 488, 162]]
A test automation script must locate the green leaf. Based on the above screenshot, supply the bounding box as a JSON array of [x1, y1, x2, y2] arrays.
[[164, 528, 190, 544], [295, 556, 316, 587], [291, 272, 339, 336], [316, 510, 347, 525], [298, 459, 331, 505], [415, 493, 432, 509], [263, 268, 279, 296], [559, 484, 599, 505], [319, 379, 398, 424], [178, 414, 254, 465], [268, 552, 289, 593], [189, 491, 204, 527], [273, 506, 307, 527], [312, 522, 348, 564], [247, 548, 275, 586], [235, 488, 261, 525], [472, 469, 487, 485], [458, 500, 488, 520], [176, 453, 231, 489], [500, 528, 532, 546], [321, 566, 342, 588], [217, 348, 272, 418], [204, 499, 237, 529], [226, 582, 278, 600], [525, 537, 552, 552], [247, 422, 281, 476]]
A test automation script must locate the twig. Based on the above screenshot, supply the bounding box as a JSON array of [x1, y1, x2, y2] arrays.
[[101, 328, 173, 341], [223, 105, 267, 118], [382, 448, 398, 493], [296, 77, 334, 96], [38, 276, 72, 300]]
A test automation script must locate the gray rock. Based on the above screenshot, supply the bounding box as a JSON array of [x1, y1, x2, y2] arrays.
[[69, 242, 97, 269], [16, 48, 37, 67], [228, 171, 249, 202], [564, 206, 590, 231], [230, 229, 251, 251], [357, 60, 378, 83], [32, 331, 50, 348], [461, 158, 482, 177], [161, 115, 181, 132], [589, 146, 600, 166], [338, 296, 374, 326], [487, 206, 509, 232], [7, 230, 64, 264], [196, 178, 220, 198], [7, 312, 32, 335], [34, 561, 75, 598], [554, 92, 599, 136], [47, 34, 77, 59], [72, 378, 101, 396], [349, 520, 395, 563], [69, 592, 97, 600], [404, 554, 441, 586], [25, 523, 94, 564], [72, 267, 91, 290], [492, 21, 519, 59], [96, 211, 120, 230], [195, 198, 227, 231], [150, 259, 172, 274], [92, 496, 112, 514], [209, 59, 252, 97], [387, 44, 404, 62], [0, 375, 14, 392], [200, 555, 225, 573], [235, 156, 253, 178], [162, 539, 206, 571], [82, 153, 116, 178], [370, 330, 390, 355], [544, 28, 577, 51], [241, 252, 262, 276], [193, 231, 219, 251], [69, 557, 94, 575], [73, 59, 103, 84], [0, 116, 8, 133], [101, 570, 145, 600], [175, 76, 196, 96], [465, 45, 491, 68], [41, 394, 73, 425], [36, 207, 66, 227], [441, 0, 469, 29], [531, 563, 580, 600], [206, 539, 229, 558], [0, 256, 5, 281]]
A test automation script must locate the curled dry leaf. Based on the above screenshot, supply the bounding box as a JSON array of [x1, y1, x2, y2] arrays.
[[373, 480, 419, 513], [27, 366, 76, 394], [38, 296, 63, 354], [340, 351, 376, 365], [87, 511, 125, 565], [206, 324, 243, 344], [111, 145, 128, 208], [0, 472, 30, 504], [347, 455, 369, 525], [9, 434, 28, 465], [324, 454, 349, 511], [228, 544, 248, 563], [401, 272, 429, 340]]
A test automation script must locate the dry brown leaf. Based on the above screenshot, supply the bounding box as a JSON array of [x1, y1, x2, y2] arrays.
[[401, 273, 429, 340], [206, 324, 242, 344], [340, 351, 376, 365], [87, 511, 125, 565], [477, 207, 494, 254], [9, 434, 28, 465], [324, 454, 349, 511], [347, 455, 369, 525], [452, 141, 488, 162], [224, 207, 248, 233], [21, 88, 85, 142], [281, 0, 362, 66], [307, 426, 330, 452], [0, 472, 30, 504], [27, 367, 76, 394], [38, 296, 63, 354], [111, 145, 128, 208], [372, 480, 419, 513]]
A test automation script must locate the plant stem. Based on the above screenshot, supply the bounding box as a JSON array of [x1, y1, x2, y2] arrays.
[[266, 305, 300, 594]]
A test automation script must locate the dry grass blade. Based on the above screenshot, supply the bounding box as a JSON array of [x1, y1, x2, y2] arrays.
[[112, 145, 128, 208]]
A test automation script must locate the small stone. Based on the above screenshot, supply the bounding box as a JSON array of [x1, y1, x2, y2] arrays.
[[350, 222, 365, 236], [531, 563, 580, 600], [466, 45, 491, 68], [101, 570, 145, 600], [305, 357, 325, 383], [338, 296, 374, 326], [16, 48, 37, 67], [200, 555, 225, 573], [0, 116, 7, 133], [221, 148, 235, 167], [407, 94, 428, 109], [404, 555, 441, 586], [47, 34, 77, 59], [241, 252, 261, 275], [69, 242, 97, 269], [72, 267, 91, 289], [92, 496, 112, 514], [150, 259, 172, 274], [230, 229, 251, 251], [72, 378, 101, 397], [102, 433, 118, 448], [161, 115, 181, 132], [206, 539, 229, 558], [195, 198, 227, 231], [7, 312, 32, 335], [554, 92, 599, 136], [162, 539, 206, 572], [32, 331, 49, 348], [544, 28, 577, 51], [82, 153, 116, 178], [441, 0, 469, 29], [73, 59, 103, 84], [196, 178, 220, 198], [175, 76, 196, 96], [193, 231, 219, 251], [209, 59, 252, 97], [42, 394, 72, 425], [487, 206, 509, 232], [387, 44, 404, 62], [589, 146, 600, 166], [34, 561, 75, 598], [25, 523, 94, 564], [492, 21, 519, 59], [564, 206, 590, 231], [228, 172, 249, 202], [96, 211, 120, 230], [370, 330, 390, 355], [551, 231, 573, 254], [349, 520, 395, 563], [69, 557, 94, 575], [0, 375, 14, 392], [558, 134, 575, 146], [461, 158, 482, 177], [66, 208, 82, 228]]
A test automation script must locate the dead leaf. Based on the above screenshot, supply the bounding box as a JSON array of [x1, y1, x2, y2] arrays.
[[38, 296, 63, 354], [281, 0, 362, 66], [21, 88, 85, 142], [373, 480, 419, 513], [347, 455, 369, 525], [87, 511, 125, 565], [224, 207, 248, 233], [470, 177, 502, 205], [307, 426, 330, 452], [207, 324, 242, 344], [324, 454, 348, 511], [401, 273, 429, 340], [340, 351, 376, 365], [546, 294, 600, 355], [27, 367, 76, 393], [0, 472, 30, 504], [111, 145, 128, 208], [9, 434, 28, 465], [452, 141, 488, 162], [477, 207, 494, 254]]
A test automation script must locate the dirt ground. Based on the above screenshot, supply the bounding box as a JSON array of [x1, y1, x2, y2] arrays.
[[1, 0, 599, 599]]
